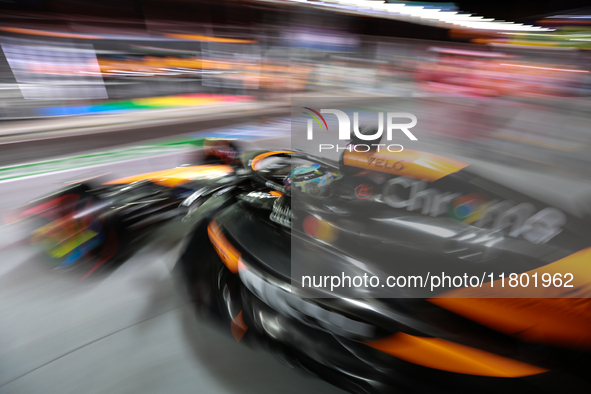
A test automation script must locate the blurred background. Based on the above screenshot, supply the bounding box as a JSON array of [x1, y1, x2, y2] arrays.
[[1, 1, 591, 393], [2, 0, 591, 173], [1, 0, 591, 114]]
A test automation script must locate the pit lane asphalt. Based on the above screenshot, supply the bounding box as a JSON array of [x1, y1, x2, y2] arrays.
[[0, 132, 348, 394], [0, 110, 290, 168]]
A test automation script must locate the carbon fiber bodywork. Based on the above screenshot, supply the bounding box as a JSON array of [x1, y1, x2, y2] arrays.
[[175, 148, 591, 393], [177, 206, 591, 393]]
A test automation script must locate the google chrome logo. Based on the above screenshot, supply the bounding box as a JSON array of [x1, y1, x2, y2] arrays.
[[448, 194, 487, 224]]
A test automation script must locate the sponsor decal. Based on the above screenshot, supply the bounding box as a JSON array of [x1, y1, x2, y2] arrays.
[[382, 176, 566, 244], [343, 149, 468, 182], [367, 156, 405, 171], [270, 197, 291, 227], [355, 183, 374, 199], [448, 193, 488, 224]]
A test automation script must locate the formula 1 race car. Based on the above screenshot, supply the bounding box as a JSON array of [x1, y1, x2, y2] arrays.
[[25, 134, 591, 392], [23, 138, 243, 277], [175, 142, 591, 393]]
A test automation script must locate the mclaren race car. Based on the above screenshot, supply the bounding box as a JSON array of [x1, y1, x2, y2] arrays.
[[23, 138, 242, 278], [25, 135, 591, 392], [175, 143, 591, 393]]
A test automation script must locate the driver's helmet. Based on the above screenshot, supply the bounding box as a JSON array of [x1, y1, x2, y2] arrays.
[[203, 138, 239, 165], [284, 163, 340, 198]]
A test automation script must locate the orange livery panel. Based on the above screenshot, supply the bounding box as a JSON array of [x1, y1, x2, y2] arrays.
[[105, 165, 234, 188], [343, 149, 468, 182]]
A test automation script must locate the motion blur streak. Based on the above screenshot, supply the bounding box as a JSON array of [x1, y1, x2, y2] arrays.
[[365, 332, 548, 377], [164, 34, 257, 44], [230, 310, 248, 343], [0, 27, 100, 39], [430, 298, 591, 350], [429, 248, 591, 349], [208, 221, 241, 273], [105, 165, 233, 187]]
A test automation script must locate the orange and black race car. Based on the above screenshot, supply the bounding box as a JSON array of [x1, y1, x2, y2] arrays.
[[176, 145, 591, 393], [25, 136, 591, 392], [23, 138, 243, 277]]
